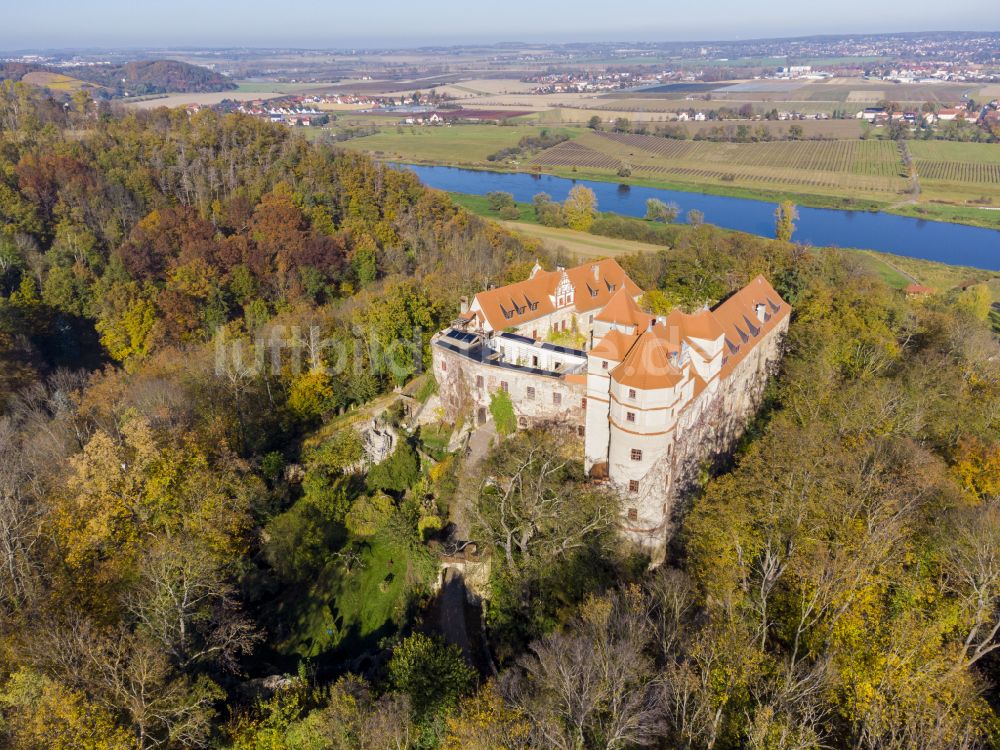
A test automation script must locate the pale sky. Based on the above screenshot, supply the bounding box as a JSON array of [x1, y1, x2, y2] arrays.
[[4, 0, 1000, 50]]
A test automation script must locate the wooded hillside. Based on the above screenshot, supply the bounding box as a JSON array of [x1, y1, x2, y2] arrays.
[[0, 79, 998, 750]]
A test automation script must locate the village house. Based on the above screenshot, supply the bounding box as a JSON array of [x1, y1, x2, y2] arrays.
[[432, 259, 790, 548]]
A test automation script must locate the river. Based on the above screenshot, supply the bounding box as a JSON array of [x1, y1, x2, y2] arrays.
[[396, 164, 1000, 271]]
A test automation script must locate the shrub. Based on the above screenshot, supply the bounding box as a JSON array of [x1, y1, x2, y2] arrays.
[[486, 191, 515, 212], [489, 390, 517, 435], [388, 633, 475, 720], [367, 440, 421, 493], [345, 491, 395, 537]]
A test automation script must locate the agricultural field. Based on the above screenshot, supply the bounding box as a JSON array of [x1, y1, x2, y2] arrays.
[[337, 124, 577, 165], [531, 130, 909, 202], [335, 120, 998, 226], [516, 109, 863, 137], [123, 90, 284, 108], [21, 71, 95, 93], [909, 141, 1000, 207]]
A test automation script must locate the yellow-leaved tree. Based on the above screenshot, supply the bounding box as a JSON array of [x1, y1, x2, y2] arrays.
[[50, 412, 258, 599], [0, 669, 139, 750], [563, 185, 597, 232]]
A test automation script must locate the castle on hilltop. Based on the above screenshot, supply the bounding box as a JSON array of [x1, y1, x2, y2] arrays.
[[431, 258, 790, 546]]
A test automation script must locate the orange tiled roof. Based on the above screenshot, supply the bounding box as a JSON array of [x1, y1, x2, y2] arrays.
[[611, 326, 685, 390], [663, 307, 725, 342], [470, 258, 641, 331], [904, 283, 934, 295], [590, 329, 639, 361], [712, 275, 790, 378], [601, 274, 789, 388], [595, 287, 653, 329], [567, 261, 643, 313]]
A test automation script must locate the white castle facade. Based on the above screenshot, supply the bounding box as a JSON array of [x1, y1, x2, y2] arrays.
[[431, 258, 790, 546]]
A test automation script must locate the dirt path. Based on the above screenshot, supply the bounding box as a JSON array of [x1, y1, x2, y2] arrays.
[[889, 142, 921, 209], [450, 422, 496, 539]]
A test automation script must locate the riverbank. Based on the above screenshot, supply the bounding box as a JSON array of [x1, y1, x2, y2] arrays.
[[379, 155, 1000, 231], [404, 164, 1000, 270], [341, 125, 1000, 231]]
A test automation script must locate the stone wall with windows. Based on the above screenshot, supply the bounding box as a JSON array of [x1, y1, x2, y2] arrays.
[[433, 340, 586, 432], [611, 315, 789, 550]]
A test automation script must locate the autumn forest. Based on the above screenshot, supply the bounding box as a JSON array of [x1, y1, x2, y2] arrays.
[[0, 79, 999, 750]]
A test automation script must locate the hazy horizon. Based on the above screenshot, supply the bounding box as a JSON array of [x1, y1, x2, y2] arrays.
[[6, 0, 1000, 52]]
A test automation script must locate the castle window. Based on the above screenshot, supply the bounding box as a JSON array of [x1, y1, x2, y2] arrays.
[[553, 392, 562, 406], [602, 360, 609, 370], [581, 397, 587, 408], [476, 375, 483, 388], [532, 355, 539, 367], [631, 448, 642, 462], [441, 361, 447, 371], [500, 381, 509, 393], [590, 286, 598, 298], [628, 388, 637, 399], [578, 425, 585, 437], [526, 386, 535, 400], [518, 417, 527, 428], [626, 411, 636, 423], [589, 314, 594, 323]]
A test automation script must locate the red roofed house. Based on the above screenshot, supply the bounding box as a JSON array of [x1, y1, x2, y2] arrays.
[[433, 261, 790, 549], [904, 283, 935, 297]]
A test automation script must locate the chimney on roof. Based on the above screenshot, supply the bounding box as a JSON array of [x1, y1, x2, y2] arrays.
[[755, 303, 766, 322], [530, 259, 542, 279], [592, 263, 599, 279], [459, 296, 469, 315]]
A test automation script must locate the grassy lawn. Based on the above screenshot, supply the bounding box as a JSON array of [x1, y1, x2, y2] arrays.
[[497, 220, 674, 260], [275, 531, 435, 659], [235, 81, 336, 94], [909, 141, 1000, 163], [448, 192, 539, 223], [890, 202, 1000, 231], [418, 422, 453, 455], [850, 250, 1000, 297]]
